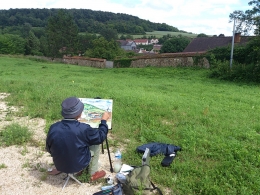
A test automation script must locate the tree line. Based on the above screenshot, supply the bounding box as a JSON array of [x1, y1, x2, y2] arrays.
[[0, 8, 181, 35], [0, 8, 193, 59]]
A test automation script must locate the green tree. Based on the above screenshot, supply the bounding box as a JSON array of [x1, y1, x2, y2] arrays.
[[158, 34, 172, 44], [230, 0, 260, 35], [39, 36, 48, 56], [0, 34, 25, 54], [160, 36, 190, 53], [85, 37, 124, 60], [77, 33, 97, 55], [21, 23, 32, 38], [46, 9, 79, 58], [25, 30, 41, 55], [197, 33, 208, 37], [99, 28, 118, 41]]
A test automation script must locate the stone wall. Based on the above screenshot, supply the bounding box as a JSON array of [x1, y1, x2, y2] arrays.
[[63, 56, 106, 68], [31, 56, 106, 68], [130, 52, 210, 68], [30, 52, 210, 68]]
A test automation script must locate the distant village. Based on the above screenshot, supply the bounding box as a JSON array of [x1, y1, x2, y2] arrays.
[[117, 32, 250, 55], [117, 38, 162, 54]]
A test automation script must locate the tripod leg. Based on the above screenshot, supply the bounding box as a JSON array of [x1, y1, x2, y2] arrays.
[[101, 140, 104, 154], [105, 137, 113, 173], [62, 175, 70, 190]]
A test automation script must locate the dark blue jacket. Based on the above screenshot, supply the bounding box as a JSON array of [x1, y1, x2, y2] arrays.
[[136, 142, 181, 156], [46, 119, 108, 173]]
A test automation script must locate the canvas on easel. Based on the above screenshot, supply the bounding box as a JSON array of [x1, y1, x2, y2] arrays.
[[78, 98, 113, 130]]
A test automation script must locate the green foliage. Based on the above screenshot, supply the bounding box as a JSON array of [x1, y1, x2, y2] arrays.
[[85, 37, 124, 60], [114, 58, 133, 68], [25, 30, 42, 56], [119, 34, 134, 40], [77, 33, 98, 55], [243, 36, 260, 63], [207, 46, 231, 62], [99, 28, 118, 41], [207, 36, 260, 82], [46, 9, 79, 58], [0, 163, 7, 169], [39, 36, 48, 56], [0, 123, 33, 146], [206, 36, 259, 65], [0, 34, 26, 54], [197, 33, 209, 37], [0, 57, 259, 194], [229, 1, 260, 35], [0, 8, 182, 35], [158, 34, 172, 44], [2, 23, 32, 38], [209, 60, 260, 82], [136, 44, 153, 51], [160, 35, 191, 53], [76, 168, 91, 183]]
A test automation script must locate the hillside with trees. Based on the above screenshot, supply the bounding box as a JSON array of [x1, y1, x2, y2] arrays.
[[0, 8, 191, 58], [0, 8, 182, 35]]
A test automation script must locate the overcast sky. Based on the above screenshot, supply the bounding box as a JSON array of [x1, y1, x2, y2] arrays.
[[1, 0, 252, 36]]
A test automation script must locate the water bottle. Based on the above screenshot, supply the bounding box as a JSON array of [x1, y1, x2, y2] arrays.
[[114, 148, 122, 173], [101, 185, 114, 191]]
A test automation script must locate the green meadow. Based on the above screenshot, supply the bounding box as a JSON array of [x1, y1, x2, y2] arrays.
[[141, 31, 199, 38], [91, 31, 199, 39], [0, 56, 259, 195]]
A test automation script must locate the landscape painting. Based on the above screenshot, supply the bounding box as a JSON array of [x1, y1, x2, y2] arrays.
[[78, 98, 113, 129]]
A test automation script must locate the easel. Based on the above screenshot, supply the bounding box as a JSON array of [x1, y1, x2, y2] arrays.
[[102, 137, 114, 173], [94, 97, 114, 173]]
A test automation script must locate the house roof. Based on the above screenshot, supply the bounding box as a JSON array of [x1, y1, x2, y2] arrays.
[[134, 39, 148, 43], [117, 40, 136, 46], [183, 35, 251, 52]]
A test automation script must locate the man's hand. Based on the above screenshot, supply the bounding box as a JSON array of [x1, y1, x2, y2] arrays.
[[101, 111, 110, 121]]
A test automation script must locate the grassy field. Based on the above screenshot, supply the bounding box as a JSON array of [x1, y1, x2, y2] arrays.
[[0, 56, 259, 195], [141, 31, 199, 38], [82, 30, 199, 39]]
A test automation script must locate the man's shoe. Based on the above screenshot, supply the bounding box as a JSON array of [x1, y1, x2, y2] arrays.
[[48, 168, 61, 175], [90, 170, 106, 181]]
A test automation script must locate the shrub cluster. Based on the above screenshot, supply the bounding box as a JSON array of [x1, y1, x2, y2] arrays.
[[0, 123, 33, 146], [114, 58, 133, 68], [206, 36, 260, 82]]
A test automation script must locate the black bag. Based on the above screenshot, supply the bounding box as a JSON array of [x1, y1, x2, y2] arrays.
[[161, 153, 176, 167], [92, 183, 123, 195]]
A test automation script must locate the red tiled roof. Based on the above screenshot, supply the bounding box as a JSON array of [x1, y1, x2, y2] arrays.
[[134, 39, 148, 43]]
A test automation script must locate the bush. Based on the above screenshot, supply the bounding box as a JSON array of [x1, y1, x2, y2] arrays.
[[209, 54, 260, 82], [114, 58, 133, 68], [207, 36, 260, 82], [0, 123, 33, 146], [0, 34, 26, 55]]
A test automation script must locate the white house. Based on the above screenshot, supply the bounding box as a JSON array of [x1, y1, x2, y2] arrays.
[[134, 39, 149, 45], [150, 39, 159, 44]]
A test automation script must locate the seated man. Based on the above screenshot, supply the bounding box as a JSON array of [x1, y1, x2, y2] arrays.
[[46, 97, 110, 181]]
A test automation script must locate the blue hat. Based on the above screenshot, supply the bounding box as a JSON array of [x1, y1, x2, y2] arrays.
[[61, 97, 84, 118]]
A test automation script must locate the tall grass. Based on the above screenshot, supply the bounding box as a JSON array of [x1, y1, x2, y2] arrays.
[[0, 56, 259, 194]]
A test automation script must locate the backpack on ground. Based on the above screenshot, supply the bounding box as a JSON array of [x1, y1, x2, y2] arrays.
[[122, 164, 163, 195]]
